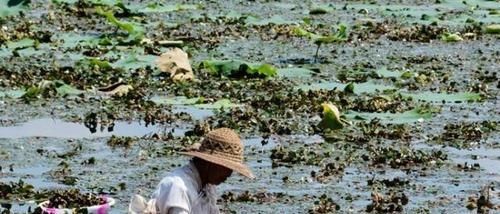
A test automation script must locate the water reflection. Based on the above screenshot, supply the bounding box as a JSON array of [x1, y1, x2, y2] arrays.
[[0, 118, 160, 138]]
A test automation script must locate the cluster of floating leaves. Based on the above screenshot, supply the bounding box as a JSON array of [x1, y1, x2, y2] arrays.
[[387, 24, 447, 42], [219, 191, 289, 204], [143, 106, 192, 127], [358, 120, 411, 141], [367, 177, 409, 188], [49, 161, 78, 186], [0, 179, 35, 200], [434, 121, 497, 147], [106, 135, 136, 149], [366, 191, 409, 213], [466, 185, 497, 214], [32, 189, 106, 213], [365, 146, 447, 168], [310, 162, 345, 183], [308, 194, 340, 214]]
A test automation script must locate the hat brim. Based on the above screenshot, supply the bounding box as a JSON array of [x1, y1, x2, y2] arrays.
[[179, 151, 255, 179]]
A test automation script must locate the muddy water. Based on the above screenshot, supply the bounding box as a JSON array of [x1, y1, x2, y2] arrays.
[[2, 131, 499, 213], [1, 0, 500, 213]]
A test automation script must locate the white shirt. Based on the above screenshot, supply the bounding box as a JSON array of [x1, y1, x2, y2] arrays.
[[152, 162, 220, 214]]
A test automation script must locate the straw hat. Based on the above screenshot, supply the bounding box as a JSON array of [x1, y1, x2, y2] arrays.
[[179, 128, 254, 179]]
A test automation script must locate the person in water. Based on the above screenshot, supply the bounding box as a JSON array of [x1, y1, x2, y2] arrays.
[[129, 128, 254, 214]]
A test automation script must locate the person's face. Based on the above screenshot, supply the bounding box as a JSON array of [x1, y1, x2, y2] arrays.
[[207, 162, 233, 185]]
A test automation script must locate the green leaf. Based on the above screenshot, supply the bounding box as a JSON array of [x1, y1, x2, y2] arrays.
[[0, 89, 25, 98], [309, 7, 329, 15], [114, 55, 157, 71], [53, 81, 85, 96], [347, 108, 433, 124], [441, 33, 463, 42], [400, 71, 414, 79], [402, 91, 482, 102], [485, 24, 500, 34], [95, 7, 144, 42], [344, 82, 355, 93], [277, 67, 314, 78], [6, 38, 36, 50], [292, 27, 321, 40], [297, 81, 394, 94], [314, 24, 348, 45], [77, 58, 113, 71], [309, 4, 334, 15], [293, 25, 348, 47], [201, 60, 277, 78], [319, 103, 345, 130], [0, 0, 29, 18], [21, 80, 84, 100], [21, 86, 42, 100], [53, 33, 103, 48]]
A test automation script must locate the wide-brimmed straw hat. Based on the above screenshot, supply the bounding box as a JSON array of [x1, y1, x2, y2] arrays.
[[179, 128, 254, 179]]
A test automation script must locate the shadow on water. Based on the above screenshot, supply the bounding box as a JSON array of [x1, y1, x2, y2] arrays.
[[0, 118, 165, 138]]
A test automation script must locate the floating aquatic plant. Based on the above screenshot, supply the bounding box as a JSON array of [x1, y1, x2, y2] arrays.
[[201, 60, 277, 78], [95, 7, 144, 43], [318, 103, 348, 131], [292, 24, 348, 62]]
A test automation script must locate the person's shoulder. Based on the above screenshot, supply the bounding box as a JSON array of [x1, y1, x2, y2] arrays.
[[158, 167, 190, 190]]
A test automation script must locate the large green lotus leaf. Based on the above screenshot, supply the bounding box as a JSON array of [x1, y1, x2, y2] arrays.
[[0, 0, 29, 18], [0, 89, 25, 98], [297, 81, 394, 94], [112, 54, 157, 71], [54, 81, 85, 96], [277, 67, 314, 78], [402, 92, 481, 103], [346, 109, 432, 124], [6, 38, 35, 50]]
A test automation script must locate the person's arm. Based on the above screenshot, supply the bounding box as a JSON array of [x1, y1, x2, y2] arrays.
[[154, 180, 190, 214], [167, 207, 189, 214]]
